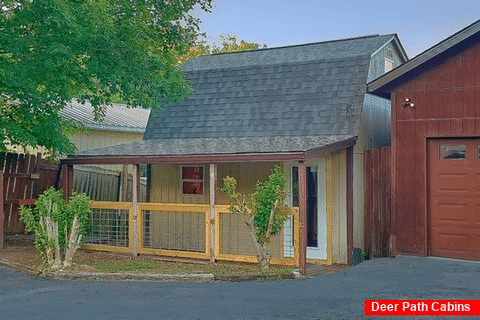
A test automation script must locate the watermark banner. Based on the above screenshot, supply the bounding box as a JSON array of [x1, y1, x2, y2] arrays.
[[365, 300, 480, 317]]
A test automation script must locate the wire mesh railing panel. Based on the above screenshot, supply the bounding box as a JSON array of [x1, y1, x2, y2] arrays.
[[84, 208, 129, 247], [283, 216, 295, 258], [219, 213, 284, 258], [143, 210, 206, 253]]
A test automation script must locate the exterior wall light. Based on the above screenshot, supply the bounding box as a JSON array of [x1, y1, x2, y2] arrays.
[[404, 98, 414, 108]]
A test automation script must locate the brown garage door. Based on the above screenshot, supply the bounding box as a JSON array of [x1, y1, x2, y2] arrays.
[[429, 139, 480, 260]]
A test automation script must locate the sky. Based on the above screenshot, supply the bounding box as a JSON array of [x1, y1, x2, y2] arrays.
[[195, 0, 480, 58]]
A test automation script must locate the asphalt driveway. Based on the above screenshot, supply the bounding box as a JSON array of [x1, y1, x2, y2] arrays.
[[1, 255, 480, 319]]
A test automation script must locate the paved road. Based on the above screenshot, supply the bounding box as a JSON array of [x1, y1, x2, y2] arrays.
[[1, 256, 480, 319]]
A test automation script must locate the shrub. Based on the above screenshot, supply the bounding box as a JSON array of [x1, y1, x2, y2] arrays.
[[20, 188, 91, 271]]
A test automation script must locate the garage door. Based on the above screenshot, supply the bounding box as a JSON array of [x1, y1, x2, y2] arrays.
[[429, 139, 480, 260]]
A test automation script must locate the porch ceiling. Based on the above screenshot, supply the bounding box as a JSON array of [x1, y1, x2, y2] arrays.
[[62, 135, 356, 165]]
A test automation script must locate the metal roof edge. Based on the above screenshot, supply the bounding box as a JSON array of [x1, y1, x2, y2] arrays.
[[367, 19, 480, 97], [85, 123, 146, 133]]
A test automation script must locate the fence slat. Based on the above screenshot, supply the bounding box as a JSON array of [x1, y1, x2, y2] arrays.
[[364, 147, 392, 258], [1, 153, 60, 236]]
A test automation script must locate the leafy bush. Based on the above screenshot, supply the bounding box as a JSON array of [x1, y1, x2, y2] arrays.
[[20, 188, 91, 271]]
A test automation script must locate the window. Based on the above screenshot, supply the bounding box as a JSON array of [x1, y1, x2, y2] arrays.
[[181, 166, 204, 195], [385, 58, 394, 73], [440, 145, 466, 160], [292, 167, 299, 207], [386, 46, 394, 59]]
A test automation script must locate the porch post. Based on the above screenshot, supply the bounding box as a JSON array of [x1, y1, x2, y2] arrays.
[[209, 163, 217, 263], [298, 161, 307, 275], [61, 164, 74, 200], [0, 171, 3, 249], [346, 146, 353, 265], [132, 164, 140, 257]]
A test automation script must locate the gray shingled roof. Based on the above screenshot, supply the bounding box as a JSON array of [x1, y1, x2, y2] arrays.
[[181, 34, 396, 71], [76, 135, 355, 157], [75, 34, 394, 158], [145, 34, 394, 141], [60, 100, 150, 133]]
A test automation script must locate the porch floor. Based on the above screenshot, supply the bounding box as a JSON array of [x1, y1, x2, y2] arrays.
[[305, 263, 349, 277]]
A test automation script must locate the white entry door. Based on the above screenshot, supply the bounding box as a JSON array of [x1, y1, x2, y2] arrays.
[[285, 161, 327, 260]]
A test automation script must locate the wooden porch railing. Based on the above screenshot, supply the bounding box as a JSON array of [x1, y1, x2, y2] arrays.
[[84, 201, 300, 266]]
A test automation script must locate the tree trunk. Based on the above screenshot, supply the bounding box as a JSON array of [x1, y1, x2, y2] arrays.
[[64, 215, 82, 268], [52, 220, 62, 270], [44, 215, 61, 270], [243, 214, 271, 269], [258, 245, 270, 269]]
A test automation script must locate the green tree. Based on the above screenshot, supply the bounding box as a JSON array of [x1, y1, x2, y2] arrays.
[[221, 166, 291, 269], [178, 33, 267, 63], [0, 0, 212, 157]]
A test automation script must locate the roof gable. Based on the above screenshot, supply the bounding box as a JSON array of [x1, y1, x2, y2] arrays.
[[145, 34, 397, 141], [368, 19, 480, 98]]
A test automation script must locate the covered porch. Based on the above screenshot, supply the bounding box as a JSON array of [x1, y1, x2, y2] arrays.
[[61, 136, 356, 274]]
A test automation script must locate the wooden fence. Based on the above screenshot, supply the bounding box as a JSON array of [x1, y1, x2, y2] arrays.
[[74, 165, 147, 202], [0, 153, 61, 248], [364, 147, 392, 258], [0, 156, 151, 248]]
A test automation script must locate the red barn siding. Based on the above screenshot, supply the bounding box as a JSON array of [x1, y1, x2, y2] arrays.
[[392, 41, 480, 255]]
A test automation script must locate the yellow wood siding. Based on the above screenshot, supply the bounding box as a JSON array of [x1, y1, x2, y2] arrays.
[[149, 162, 278, 205], [217, 162, 278, 204], [150, 164, 210, 204], [69, 129, 144, 152]]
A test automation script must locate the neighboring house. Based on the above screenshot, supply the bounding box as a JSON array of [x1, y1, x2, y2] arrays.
[[5, 101, 149, 156], [368, 19, 480, 260], [63, 34, 407, 269], [60, 100, 150, 152], [60, 101, 150, 201]]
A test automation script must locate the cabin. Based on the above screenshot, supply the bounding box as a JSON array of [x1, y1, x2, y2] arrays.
[[62, 34, 407, 273], [368, 19, 480, 260]]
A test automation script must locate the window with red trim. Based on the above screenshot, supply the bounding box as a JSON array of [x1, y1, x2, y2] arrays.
[[181, 166, 204, 195]]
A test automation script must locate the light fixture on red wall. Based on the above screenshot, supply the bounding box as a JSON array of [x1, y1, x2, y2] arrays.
[[404, 98, 415, 108]]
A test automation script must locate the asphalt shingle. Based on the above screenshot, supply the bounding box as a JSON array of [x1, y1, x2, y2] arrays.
[[76, 34, 395, 157], [76, 135, 355, 157]]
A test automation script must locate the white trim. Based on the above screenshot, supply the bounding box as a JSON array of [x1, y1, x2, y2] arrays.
[[283, 163, 295, 257], [306, 159, 327, 260], [284, 161, 328, 260]]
